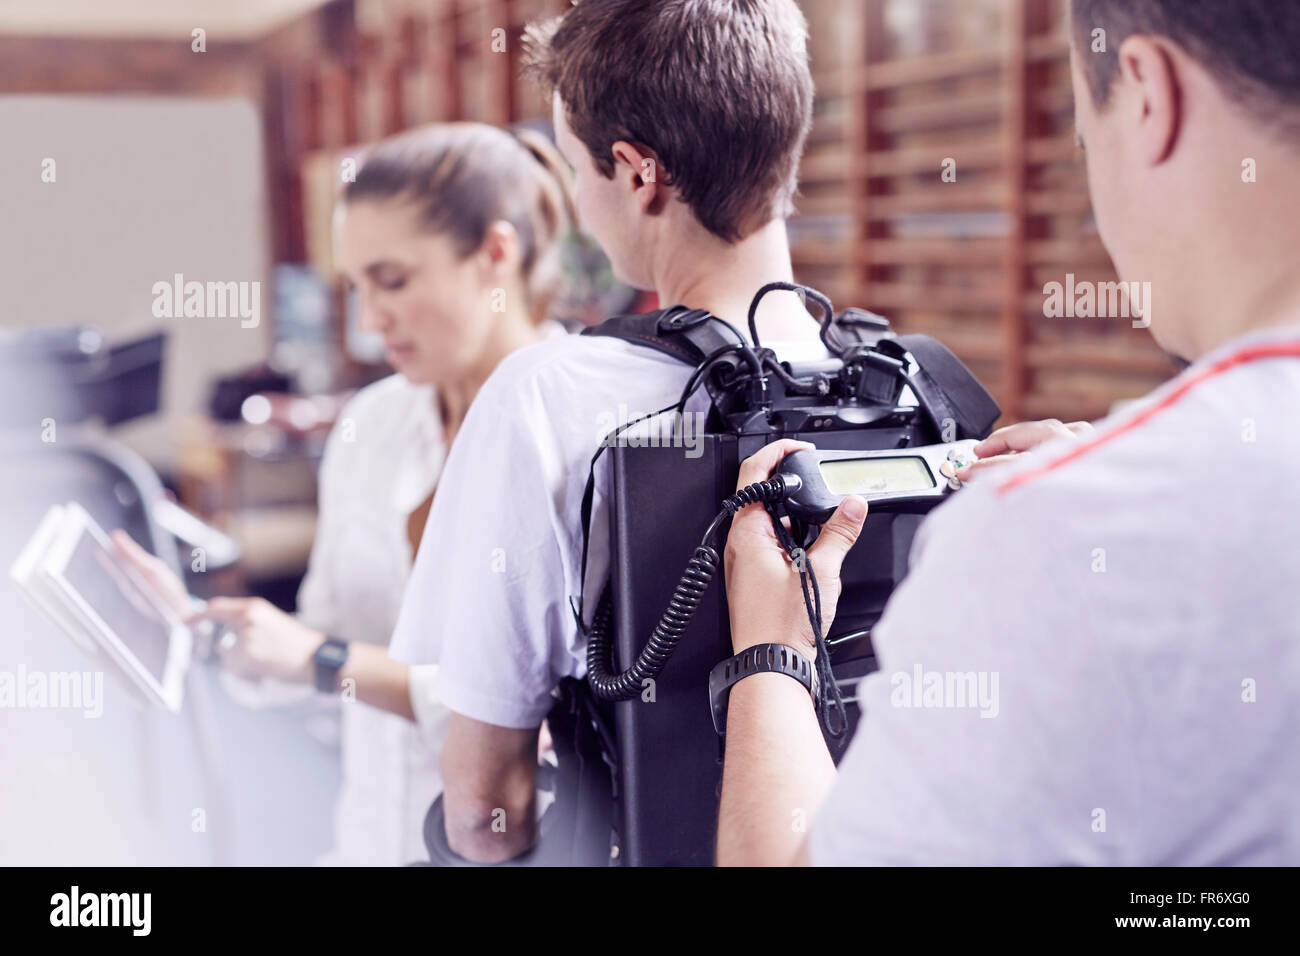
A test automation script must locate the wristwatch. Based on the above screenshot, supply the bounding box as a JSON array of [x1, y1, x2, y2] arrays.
[[313, 637, 350, 694], [708, 643, 817, 735]]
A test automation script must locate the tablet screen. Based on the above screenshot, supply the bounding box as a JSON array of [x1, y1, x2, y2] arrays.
[[63, 532, 172, 683]]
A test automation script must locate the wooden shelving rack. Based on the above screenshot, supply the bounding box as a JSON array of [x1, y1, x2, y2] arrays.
[[267, 0, 1179, 422], [795, 0, 1178, 423]]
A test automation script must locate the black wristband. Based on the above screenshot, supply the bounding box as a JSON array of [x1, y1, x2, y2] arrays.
[[709, 643, 816, 735], [313, 637, 349, 694]]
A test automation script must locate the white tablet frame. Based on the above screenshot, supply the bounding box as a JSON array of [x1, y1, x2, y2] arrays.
[[10, 505, 101, 655], [39, 503, 191, 712]]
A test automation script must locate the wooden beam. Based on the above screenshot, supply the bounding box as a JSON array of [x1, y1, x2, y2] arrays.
[[866, 282, 1004, 312], [873, 91, 1004, 134], [1026, 237, 1112, 265], [865, 238, 1008, 265], [866, 183, 1009, 216], [864, 137, 1004, 178], [1027, 342, 1179, 376], [865, 48, 1002, 90], [1000, 0, 1029, 421]]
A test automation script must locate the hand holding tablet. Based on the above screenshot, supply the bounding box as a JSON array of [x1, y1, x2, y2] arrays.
[[10, 503, 192, 712]]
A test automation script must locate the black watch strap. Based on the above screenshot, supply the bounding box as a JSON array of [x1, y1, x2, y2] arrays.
[[709, 643, 816, 735], [313, 637, 349, 694]]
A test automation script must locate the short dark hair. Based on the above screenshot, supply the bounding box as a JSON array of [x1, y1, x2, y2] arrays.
[[524, 0, 814, 243], [1071, 0, 1300, 135]]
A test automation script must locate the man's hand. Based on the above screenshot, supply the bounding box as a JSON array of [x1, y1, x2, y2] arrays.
[[723, 439, 869, 660], [187, 597, 323, 684], [957, 418, 1095, 480]]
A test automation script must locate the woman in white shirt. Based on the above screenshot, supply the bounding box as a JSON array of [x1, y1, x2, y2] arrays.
[[115, 122, 573, 865]]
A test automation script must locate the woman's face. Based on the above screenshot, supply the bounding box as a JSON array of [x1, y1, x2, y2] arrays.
[[335, 198, 502, 386]]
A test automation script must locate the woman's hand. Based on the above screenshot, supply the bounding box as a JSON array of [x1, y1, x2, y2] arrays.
[[957, 418, 1095, 480], [111, 530, 192, 618], [188, 597, 324, 685], [723, 440, 869, 662], [114, 530, 322, 684]]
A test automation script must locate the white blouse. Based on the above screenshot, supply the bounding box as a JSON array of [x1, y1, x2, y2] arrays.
[[296, 373, 449, 866]]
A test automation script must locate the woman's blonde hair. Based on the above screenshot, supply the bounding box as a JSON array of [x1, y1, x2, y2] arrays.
[[344, 122, 575, 323]]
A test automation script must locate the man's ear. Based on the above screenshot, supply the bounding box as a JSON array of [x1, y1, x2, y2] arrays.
[[1115, 34, 1181, 166], [610, 140, 662, 214]]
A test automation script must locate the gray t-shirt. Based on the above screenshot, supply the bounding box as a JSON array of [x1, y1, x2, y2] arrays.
[[810, 326, 1300, 865]]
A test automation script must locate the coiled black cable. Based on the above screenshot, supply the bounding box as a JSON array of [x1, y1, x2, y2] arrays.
[[586, 471, 849, 739], [585, 477, 791, 702]]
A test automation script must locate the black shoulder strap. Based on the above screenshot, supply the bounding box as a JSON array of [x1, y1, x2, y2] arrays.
[[581, 310, 702, 365], [581, 305, 742, 368], [571, 306, 743, 632], [879, 333, 1001, 440]]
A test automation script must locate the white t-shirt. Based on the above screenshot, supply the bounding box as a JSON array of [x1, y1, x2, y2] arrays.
[[296, 374, 449, 866], [388, 333, 729, 727], [810, 326, 1300, 865]]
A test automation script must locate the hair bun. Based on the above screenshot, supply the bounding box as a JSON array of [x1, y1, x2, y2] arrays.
[[511, 126, 578, 230]]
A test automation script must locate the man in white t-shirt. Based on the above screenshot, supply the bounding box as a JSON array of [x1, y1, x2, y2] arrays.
[[388, 0, 826, 861], [715, 0, 1300, 865]]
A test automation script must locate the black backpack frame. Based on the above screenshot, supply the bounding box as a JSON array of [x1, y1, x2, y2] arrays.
[[569, 295, 999, 866], [422, 291, 999, 866]]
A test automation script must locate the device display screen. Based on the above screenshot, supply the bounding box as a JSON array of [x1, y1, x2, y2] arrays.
[[819, 456, 935, 496], [64, 534, 172, 682]]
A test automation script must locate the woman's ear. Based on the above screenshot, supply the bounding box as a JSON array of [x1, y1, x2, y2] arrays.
[[610, 140, 662, 214], [476, 220, 522, 283]]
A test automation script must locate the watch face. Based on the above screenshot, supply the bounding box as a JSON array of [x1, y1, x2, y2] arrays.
[[317, 642, 347, 666]]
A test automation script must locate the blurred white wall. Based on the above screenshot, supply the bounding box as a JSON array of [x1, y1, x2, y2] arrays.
[[0, 95, 269, 469], [0, 0, 330, 38]]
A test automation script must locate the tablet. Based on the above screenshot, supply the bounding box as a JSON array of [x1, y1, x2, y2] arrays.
[[10, 505, 101, 655], [39, 504, 191, 711]]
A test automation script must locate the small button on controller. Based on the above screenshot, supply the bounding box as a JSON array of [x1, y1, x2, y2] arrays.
[[941, 441, 978, 489]]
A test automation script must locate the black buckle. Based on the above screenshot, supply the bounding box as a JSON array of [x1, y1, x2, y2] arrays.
[[657, 307, 712, 333]]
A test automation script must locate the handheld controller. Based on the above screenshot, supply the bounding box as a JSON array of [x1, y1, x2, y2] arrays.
[[774, 439, 980, 522]]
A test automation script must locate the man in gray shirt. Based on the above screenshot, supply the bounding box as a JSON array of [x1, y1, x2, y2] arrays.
[[718, 0, 1300, 865]]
